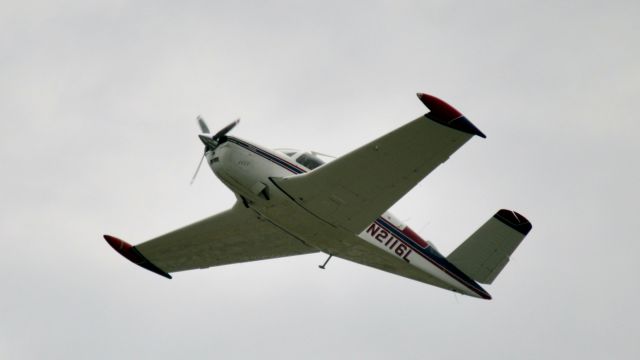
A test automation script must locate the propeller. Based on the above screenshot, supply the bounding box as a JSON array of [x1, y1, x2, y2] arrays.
[[190, 116, 240, 184], [190, 152, 207, 185], [197, 115, 210, 134]]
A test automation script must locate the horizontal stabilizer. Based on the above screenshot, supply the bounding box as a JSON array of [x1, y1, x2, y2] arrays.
[[447, 210, 532, 284]]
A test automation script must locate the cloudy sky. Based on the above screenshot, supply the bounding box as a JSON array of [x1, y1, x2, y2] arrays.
[[1, 0, 639, 358]]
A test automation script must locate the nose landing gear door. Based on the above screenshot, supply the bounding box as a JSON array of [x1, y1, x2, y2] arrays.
[[251, 181, 270, 200]]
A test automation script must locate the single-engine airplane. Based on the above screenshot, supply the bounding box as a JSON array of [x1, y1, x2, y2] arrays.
[[104, 93, 532, 299]]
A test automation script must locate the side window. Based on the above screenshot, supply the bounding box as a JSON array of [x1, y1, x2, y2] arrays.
[[296, 153, 324, 170]]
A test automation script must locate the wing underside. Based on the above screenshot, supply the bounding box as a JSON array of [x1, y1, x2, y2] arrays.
[[272, 94, 484, 234], [105, 201, 318, 276]]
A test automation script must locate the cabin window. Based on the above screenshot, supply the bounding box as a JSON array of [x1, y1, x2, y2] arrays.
[[296, 153, 324, 170]]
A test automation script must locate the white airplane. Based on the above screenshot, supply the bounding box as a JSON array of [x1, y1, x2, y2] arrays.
[[104, 93, 532, 300]]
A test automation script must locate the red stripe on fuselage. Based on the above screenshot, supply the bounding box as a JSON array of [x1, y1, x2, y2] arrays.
[[402, 226, 429, 248]]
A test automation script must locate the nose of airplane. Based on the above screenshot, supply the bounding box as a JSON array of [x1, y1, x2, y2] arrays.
[[199, 134, 218, 148]]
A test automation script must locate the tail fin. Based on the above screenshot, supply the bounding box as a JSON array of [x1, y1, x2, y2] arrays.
[[447, 210, 532, 284]]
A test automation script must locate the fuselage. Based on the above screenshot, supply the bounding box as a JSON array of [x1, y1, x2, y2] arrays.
[[206, 136, 490, 298]]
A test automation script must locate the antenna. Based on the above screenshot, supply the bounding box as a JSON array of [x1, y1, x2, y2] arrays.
[[318, 254, 333, 269]]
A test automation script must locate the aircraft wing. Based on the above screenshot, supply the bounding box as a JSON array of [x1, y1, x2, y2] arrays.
[[272, 93, 485, 234], [104, 201, 317, 278]]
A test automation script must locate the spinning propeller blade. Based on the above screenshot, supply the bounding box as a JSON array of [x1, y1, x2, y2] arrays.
[[197, 115, 210, 134], [212, 118, 239, 139], [190, 153, 206, 185]]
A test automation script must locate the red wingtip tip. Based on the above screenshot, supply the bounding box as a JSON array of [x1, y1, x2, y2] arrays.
[[416, 93, 462, 121], [104, 235, 140, 265], [104, 235, 133, 254], [103, 234, 172, 279], [417, 92, 486, 138]]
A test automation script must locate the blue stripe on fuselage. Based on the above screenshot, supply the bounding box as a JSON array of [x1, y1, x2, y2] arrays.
[[227, 137, 305, 174]]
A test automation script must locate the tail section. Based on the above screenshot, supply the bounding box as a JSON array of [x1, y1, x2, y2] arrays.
[[447, 210, 532, 284]]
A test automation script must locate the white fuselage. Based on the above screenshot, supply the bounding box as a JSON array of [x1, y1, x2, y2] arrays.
[[206, 136, 487, 298]]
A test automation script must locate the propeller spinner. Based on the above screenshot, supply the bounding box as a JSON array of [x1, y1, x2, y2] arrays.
[[191, 117, 240, 184]]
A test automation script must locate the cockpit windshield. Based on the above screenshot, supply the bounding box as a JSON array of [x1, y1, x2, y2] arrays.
[[275, 149, 299, 158], [275, 148, 332, 170], [296, 152, 325, 170]]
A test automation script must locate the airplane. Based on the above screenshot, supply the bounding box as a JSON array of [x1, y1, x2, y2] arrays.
[[104, 93, 532, 300]]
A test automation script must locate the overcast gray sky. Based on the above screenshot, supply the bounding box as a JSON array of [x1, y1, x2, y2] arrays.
[[1, 0, 639, 358]]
